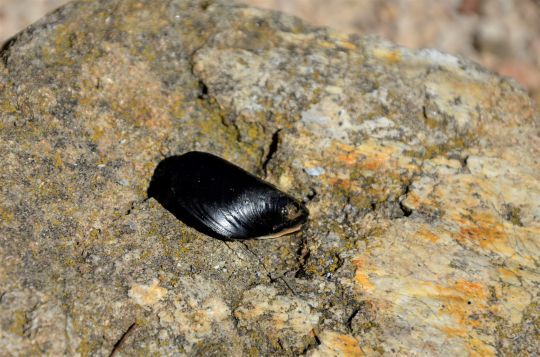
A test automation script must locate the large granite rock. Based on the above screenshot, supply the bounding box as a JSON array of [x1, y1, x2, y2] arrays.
[[0, 0, 538, 355]]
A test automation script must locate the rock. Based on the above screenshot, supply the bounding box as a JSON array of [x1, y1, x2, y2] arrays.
[[0, 0, 538, 355]]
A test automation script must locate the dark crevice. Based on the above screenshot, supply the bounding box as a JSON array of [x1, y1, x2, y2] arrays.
[[228, 299, 242, 331], [125, 198, 150, 216], [278, 276, 296, 296], [301, 328, 322, 356], [461, 155, 470, 170], [399, 201, 413, 217], [398, 182, 413, 217], [200, 0, 213, 11], [304, 188, 317, 203], [223, 115, 242, 142], [346, 308, 360, 332], [187, 33, 216, 104], [221, 241, 247, 262], [342, 195, 352, 223], [312, 329, 321, 345], [188, 40, 244, 145], [109, 322, 136, 357], [334, 254, 345, 272], [399, 200, 413, 217], [262, 129, 281, 175], [0, 36, 17, 66], [197, 80, 209, 100], [294, 235, 311, 279], [230, 311, 240, 329]]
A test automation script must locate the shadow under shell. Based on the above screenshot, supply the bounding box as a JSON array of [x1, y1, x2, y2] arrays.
[[147, 152, 309, 240]]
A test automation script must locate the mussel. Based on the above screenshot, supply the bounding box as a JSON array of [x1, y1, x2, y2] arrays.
[[147, 151, 309, 240]]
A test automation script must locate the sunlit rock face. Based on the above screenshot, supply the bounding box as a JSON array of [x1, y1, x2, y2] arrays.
[[0, 0, 538, 355]]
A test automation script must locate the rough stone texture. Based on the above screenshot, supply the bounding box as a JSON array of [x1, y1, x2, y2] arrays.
[[0, 0, 538, 355], [246, 0, 540, 105]]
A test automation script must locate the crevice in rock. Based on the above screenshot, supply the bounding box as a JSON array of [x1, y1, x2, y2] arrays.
[[301, 328, 322, 355], [313, 330, 321, 345], [125, 203, 136, 216], [398, 183, 413, 217], [109, 322, 137, 357], [278, 276, 296, 296], [220, 241, 247, 262], [294, 234, 311, 279], [304, 187, 317, 202], [197, 80, 209, 100], [262, 128, 281, 175], [394, 164, 425, 219], [346, 307, 360, 332], [240, 242, 296, 295], [0, 36, 16, 66], [222, 115, 242, 143], [461, 154, 470, 171], [334, 254, 345, 273], [188, 41, 244, 145], [276, 338, 285, 351], [228, 302, 242, 332], [125, 198, 150, 216], [421, 105, 428, 120], [200, 0, 213, 11]]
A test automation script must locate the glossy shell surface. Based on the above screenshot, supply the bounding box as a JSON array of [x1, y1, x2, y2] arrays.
[[148, 151, 309, 240]]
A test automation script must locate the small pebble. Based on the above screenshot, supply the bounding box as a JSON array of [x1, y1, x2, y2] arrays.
[[305, 167, 325, 176]]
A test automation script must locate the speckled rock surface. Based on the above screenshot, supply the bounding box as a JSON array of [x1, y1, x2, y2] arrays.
[[0, 0, 538, 355]]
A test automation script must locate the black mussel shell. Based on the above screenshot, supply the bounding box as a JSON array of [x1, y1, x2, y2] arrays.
[[147, 151, 309, 240]]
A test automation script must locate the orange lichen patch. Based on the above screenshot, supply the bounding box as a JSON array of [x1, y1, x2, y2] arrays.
[[453, 211, 513, 255], [372, 47, 401, 63], [351, 257, 375, 292], [468, 337, 496, 357], [394, 279, 492, 355], [337, 150, 358, 166], [318, 40, 336, 49], [337, 40, 357, 51], [408, 280, 486, 306], [435, 283, 486, 330], [415, 227, 439, 243], [348, 221, 504, 354], [331, 334, 364, 356], [331, 140, 416, 172], [441, 326, 467, 338], [326, 177, 359, 192], [402, 191, 422, 209], [328, 33, 358, 51], [454, 280, 486, 300], [460, 217, 501, 246], [355, 272, 375, 292], [497, 267, 519, 283], [315, 331, 364, 357], [398, 278, 488, 331]]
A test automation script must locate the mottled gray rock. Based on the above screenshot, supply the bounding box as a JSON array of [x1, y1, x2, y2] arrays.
[[0, 0, 538, 356]]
